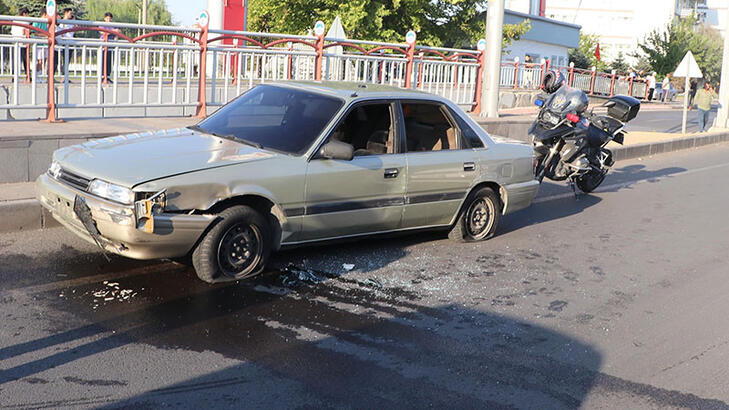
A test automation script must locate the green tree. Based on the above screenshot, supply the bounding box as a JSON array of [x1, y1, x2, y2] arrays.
[[5, 0, 85, 17], [568, 33, 608, 71], [609, 52, 629, 73], [249, 0, 531, 50], [636, 15, 723, 82]]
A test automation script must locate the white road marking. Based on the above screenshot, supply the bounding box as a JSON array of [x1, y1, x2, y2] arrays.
[[534, 161, 729, 204]]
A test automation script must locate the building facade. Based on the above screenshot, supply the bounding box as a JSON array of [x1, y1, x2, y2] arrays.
[[502, 8, 581, 67], [507, 0, 726, 65]]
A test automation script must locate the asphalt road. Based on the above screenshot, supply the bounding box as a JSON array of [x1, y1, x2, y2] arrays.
[[629, 105, 718, 133], [2, 143, 729, 409]]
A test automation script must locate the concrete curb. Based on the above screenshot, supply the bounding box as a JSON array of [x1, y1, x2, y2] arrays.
[[0, 198, 59, 233], [1, 132, 728, 234]]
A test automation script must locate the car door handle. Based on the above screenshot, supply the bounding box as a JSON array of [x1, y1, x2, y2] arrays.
[[384, 168, 399, 179], [463, 162, 476, 172]]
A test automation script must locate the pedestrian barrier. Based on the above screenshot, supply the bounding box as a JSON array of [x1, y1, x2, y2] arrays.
[[0, 13, 650, 122]]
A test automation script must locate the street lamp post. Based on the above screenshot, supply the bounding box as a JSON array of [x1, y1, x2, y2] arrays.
[[713, 6, 729, 129], [481, 0, 505, 118]]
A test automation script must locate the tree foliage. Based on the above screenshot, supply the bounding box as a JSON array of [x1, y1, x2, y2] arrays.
[[609, 52, 629, 74], [248, 0, 531, 49], [636, 15, 724, 82], [568, 33, 608, 71], [4, 0, 85, 17], [86, 0, 171, 25]]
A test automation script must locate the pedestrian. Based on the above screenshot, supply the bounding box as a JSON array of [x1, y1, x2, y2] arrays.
[[524, 54, 532, 64], [693, 81, 717, 132], [661, 73, 671, 102], [58, 8, 75, 77], [99, 12, 119, 83], [647, 71, 656, 101], [11, 8, 30, 80], [689, 79, 698, 106], [32, 10, 51, 81]]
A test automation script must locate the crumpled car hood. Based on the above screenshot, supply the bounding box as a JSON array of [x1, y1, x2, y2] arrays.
[[53, 128, 277, 188]]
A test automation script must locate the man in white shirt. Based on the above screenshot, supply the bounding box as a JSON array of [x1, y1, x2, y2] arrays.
[[662, 73, 672, 102], [647, 72, 657, 101], [11, 8, 30, 79], [58, 8, 75, 76]]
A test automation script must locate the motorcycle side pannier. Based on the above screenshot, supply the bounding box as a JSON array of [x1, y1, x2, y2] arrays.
[[606, 95, 640, 122]]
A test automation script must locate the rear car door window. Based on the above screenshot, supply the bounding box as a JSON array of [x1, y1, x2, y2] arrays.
[[401, 102, 459, 152]]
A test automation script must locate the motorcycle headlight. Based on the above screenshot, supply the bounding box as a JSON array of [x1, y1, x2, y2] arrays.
[[87, 179, 135, 205], [48, 161, 62, 179]]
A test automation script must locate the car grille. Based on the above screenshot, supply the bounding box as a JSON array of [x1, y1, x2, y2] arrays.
[[58, 168, 91, 191]]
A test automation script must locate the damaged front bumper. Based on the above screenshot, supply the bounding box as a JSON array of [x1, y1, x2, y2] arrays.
[[35, 173, 215, 260]]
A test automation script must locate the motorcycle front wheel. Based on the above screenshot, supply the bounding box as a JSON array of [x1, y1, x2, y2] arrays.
[[575, 169, 606, 193]]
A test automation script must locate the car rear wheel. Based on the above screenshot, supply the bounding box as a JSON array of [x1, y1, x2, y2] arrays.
[[448, 187, 501, 242], [192, 205, 271, 283]]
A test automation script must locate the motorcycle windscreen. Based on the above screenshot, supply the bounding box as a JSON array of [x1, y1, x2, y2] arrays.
[[529, 122, 575, 142]]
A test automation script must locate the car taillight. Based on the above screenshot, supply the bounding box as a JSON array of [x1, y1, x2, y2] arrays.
[[566, 113, 580, 123]]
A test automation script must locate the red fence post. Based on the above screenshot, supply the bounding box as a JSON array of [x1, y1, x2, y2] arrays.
[[43, 12, 61, 122], [609, 70, 616, 97], [568, 62, 574, 87], [513, 58, 519, 89], [196, 23, 209, 118], [404, 31, 416, 89], [314, 21, 325, 81], [472, 47, 486, 114], [589, 66, 596, 95], [628, 76, 634, 96], [287, 42, 293, 80]]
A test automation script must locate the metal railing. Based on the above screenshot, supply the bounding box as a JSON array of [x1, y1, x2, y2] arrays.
[[0, 14, 650, 122], [0, 15, 491, 121], [500, 60, 651, 101]]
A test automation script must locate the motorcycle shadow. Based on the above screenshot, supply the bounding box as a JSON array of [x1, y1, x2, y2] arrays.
[[499, 182, 603, 235]]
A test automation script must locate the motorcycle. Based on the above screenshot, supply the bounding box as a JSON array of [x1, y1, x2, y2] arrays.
[[529, 70, 641, 193]]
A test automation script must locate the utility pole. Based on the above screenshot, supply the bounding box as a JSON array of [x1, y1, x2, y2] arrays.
[[481, 0, 504, 118], [142, 0, 147, 36], [713, 6, 729, 129]]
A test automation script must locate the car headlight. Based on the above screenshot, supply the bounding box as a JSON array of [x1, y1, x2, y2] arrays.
[[87, 179, 135, 205], [48, 161, 62, 179]]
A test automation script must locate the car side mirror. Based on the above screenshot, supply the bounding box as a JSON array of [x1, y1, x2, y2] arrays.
[[318, 140, 354, 161]]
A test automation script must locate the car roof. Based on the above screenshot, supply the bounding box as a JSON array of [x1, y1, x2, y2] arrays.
[[268, 81, 442, 103]]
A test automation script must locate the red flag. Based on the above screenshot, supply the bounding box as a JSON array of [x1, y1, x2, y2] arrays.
[[594, 43, 601, 62]]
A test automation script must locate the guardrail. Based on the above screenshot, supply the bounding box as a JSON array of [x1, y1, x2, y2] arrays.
[[0, 13, 648, 122], [500, 59, 650, 101]]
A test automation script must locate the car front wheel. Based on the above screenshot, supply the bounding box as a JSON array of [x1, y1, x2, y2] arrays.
[[448, 187, 501, 242], [192, 205, 271, 283]]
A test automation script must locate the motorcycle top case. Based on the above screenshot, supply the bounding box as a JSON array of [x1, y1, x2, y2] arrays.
[[606, 95, 640, 122]]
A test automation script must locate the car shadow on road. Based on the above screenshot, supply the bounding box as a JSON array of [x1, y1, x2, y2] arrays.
[[0, 263, 603, 408], [3, 263, 725, 408]]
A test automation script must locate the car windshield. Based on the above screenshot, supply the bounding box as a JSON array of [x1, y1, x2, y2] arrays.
[[193, 85, 344, 155]]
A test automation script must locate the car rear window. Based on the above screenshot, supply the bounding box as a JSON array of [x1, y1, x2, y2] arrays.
[[195, 85, 343, 155]]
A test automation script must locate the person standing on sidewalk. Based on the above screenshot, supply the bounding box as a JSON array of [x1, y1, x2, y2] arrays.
[[99, 12, 119, 84], [647, 72, 656, 101], [661, 73, 671, 102], [58, 8, 75, 77], [11, 8, 30, 80], [693, 81, 717, 133], [689, 79, 698, 106]]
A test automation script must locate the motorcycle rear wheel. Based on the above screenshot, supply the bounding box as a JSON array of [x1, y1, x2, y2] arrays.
[[575, 169, 606, 193]]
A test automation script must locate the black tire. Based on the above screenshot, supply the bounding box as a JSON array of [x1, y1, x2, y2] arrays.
[[192, 205, 271, 283], [575, 169, 606, 193], [449, 187, 501, 242]]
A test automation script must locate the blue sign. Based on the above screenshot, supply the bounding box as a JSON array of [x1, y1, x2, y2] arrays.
[[314, 21, 325, 36]]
